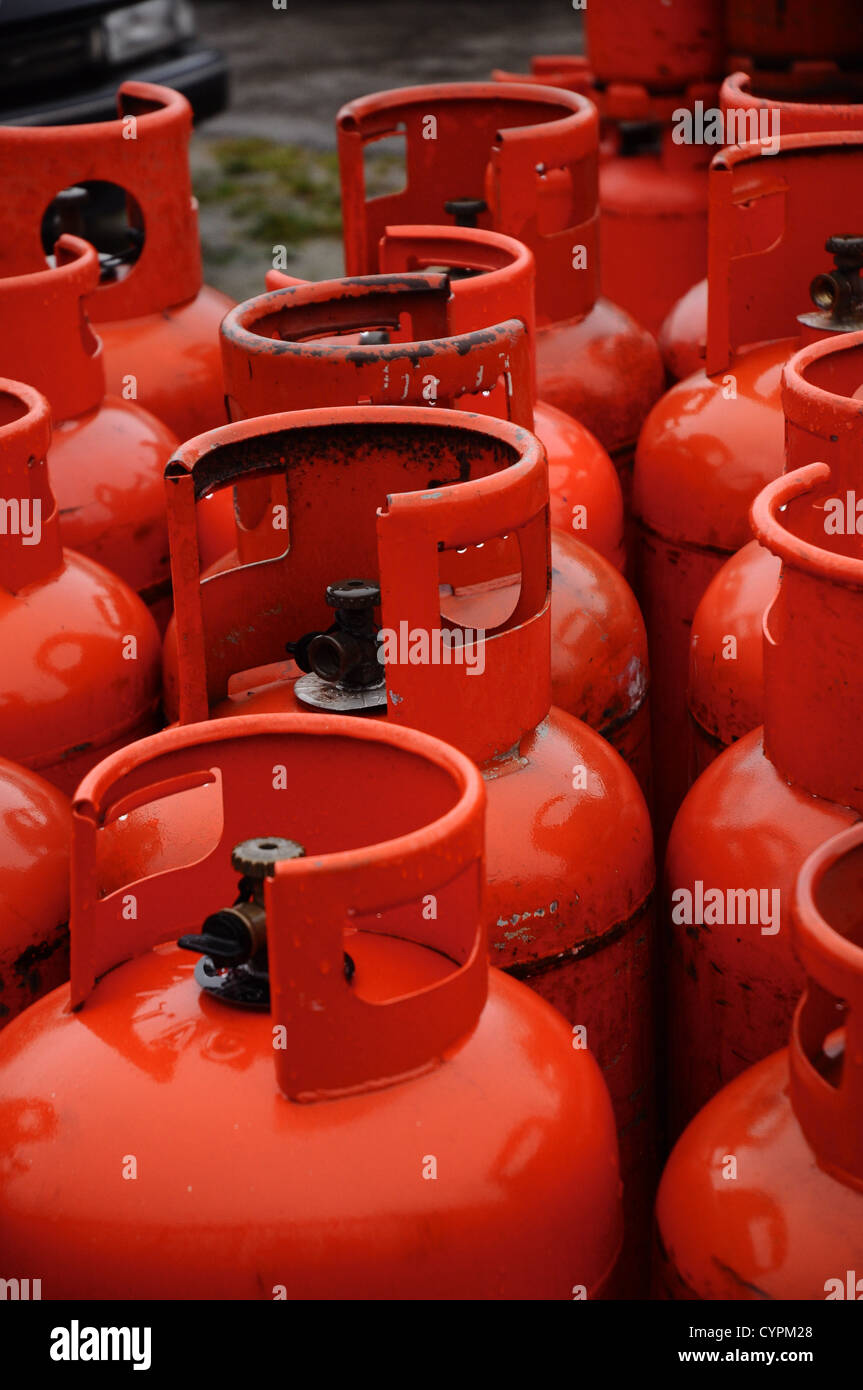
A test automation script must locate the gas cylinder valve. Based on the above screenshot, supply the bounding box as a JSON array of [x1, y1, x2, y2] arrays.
[[444, 197, 488, 227], [179, 836, 356, 1006], [802, 235, 863, 333], [287, 579, 387, 713], [46, 184, 144, 284], [178, 837, 305, 1007]]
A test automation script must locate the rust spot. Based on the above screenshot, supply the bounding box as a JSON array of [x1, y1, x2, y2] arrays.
[[12, 922, 69, 1001], [169, 422, 516, 502], [504, 893, 654, 979]]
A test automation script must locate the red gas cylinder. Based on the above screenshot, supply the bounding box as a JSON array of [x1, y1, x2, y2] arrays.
[[593, 84, 716, 338], [585, 0, 725, 91], [266, 222, 626, 571], [490, 68, 716, 342], [491, 56, 596, 100], [0, 379, 161, 793], [336, 82, 664, 519], [218, 273, 648, 788], [0, 756, 70, 1030], [656, 822, 863, 1300], [0, 234, 178, 628], [586, 0, 723, 337], [0, 82, 233, 441], [690, 325, 863, 781], [633, 131, 863, 854], [494, 1, 725, 336], [665, 450, 863, 1137], [726, 0, 863, 70], [659, 69, 863, 381], [0, 713, 624, 1299], [160, 407, 655, 1291], [658, 277, 710, 384]]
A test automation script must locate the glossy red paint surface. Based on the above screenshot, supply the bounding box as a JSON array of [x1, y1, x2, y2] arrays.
[[722, 67, 863, 135], [658, 277, 707, 382], [666, 450, 863, 1134], [0, 947, 622, 1299], [536, 297, 665, 474], [688, 540, 777, 777], [636, 130, 863, 850], [546, 538, 651, 793], [635, 337, 789, 848], [0, 715, 623, 1299], [0, 556, 163, 794], [49, 400, 177, 616], [598, 139, 709, 338], [0, 380, 162, 794], [655, 1047, 863, 1299], [657, 822, 863, 1300], [688, 331, 863, 781], [0, 82, 233, 440], [536, 399, 624, 568], [180, 535, 649, 792], [665, 729, 855, 1135], [198, 682, 655, 1265], [97, 286, 233, 442], [0, 237, 178, 627], [0, 552, 163, 793], [160, 406, 655, 1292], [636, 341, 790, 553], [0, 757, 70, 1029], [171, 660, 655, 1188]]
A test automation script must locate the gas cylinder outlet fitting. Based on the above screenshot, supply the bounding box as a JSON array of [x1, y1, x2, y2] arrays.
[[179, 836, 356, 1007], [800, 235, 863, 334], [288, 579, 387, 713], [47, 185, 144, 284], [179, 836, 305, 1007], [444, 197, 488, 227]]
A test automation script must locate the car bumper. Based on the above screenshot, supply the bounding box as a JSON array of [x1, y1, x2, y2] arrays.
[[1, 43, 228, 126]]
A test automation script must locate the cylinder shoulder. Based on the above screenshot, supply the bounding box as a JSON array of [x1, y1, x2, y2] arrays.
[[634, 340, 792, 549], [658, 277, 707, 381], [0, 551, 161, 763], [668, 729, 858, 884], [550, 532, 648, 728], [688, 541, 779, 742], [0, 946, 621, 1299], [657, 1048, 863, 1300], [537, 300, 664, 454], [0, 760, 70, 987]]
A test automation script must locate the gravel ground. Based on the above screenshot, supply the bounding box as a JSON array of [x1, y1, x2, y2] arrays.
[[190, 0, 585, 300]]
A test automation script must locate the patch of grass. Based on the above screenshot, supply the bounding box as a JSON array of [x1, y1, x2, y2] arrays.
[[194, 137, 405, 254], [200, 241, 240, 266]]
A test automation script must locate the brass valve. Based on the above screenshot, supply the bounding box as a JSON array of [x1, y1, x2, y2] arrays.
[[178, 837, 305, 969], [802, 235, 863, 333], [178, 837, 355, 1006]]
